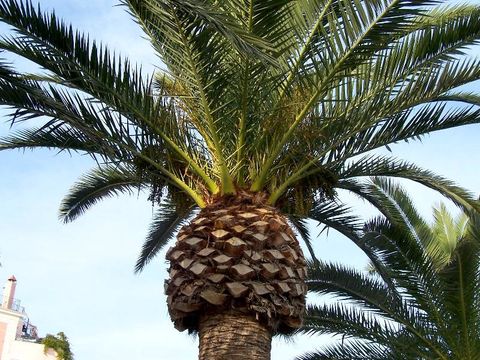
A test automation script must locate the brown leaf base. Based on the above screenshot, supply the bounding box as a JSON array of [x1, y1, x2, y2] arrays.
[[165, 193, 307, 334]]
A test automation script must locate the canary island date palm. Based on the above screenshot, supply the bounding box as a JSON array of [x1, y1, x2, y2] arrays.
[[300, 179, 480, 360], [1, 0, 480, 358]]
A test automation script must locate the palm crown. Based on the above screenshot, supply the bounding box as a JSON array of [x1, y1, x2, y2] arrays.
[[301, 179, 480, 359], [1, 0, 480, 271]]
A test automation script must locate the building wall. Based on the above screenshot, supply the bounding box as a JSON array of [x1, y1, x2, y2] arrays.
[[0, 308, 57, 360], [8, 341, 57, 360], [0, 322, 7, 357], [0, 308, 23, 360]]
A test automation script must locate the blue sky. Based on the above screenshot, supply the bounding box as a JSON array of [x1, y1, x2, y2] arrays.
[[0, 1, 479, 359]]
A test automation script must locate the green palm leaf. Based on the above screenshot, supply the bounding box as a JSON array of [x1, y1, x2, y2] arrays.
[[135, 201, 196, 273], [59, 165, 144, 223]]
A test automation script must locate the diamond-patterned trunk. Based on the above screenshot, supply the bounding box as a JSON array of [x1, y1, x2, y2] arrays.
[[198, 312, 272, 359], [165, 195, 307, 357]]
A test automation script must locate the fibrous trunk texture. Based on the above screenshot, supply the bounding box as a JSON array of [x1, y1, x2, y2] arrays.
[[165, 192, 307, 337], [198, 311, 271, 360]]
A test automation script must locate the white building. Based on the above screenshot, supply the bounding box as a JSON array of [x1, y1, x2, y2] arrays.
[[0, 276, 58, 360]]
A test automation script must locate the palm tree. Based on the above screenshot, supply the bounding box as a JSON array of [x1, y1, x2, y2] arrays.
[[1, 0, 480, 358], [300, 179, 480, 360]]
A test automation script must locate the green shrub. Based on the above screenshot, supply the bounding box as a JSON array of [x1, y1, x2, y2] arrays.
[[41, 332, 73, 360]]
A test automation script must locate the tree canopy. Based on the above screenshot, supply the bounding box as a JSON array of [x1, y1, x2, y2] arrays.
[[0, 0, 479, 271]]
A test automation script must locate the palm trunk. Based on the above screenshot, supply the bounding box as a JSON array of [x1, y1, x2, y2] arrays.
[[165, 191, 307, 358], [198, 311, 271, 360]]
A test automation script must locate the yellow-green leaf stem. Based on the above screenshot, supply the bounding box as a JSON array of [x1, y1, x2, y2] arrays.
[[119, 139, 205, 207], [136, 152, 206, 207], [162, 134, 219, 194], [171, 9, 235, 195], [253, 0, 402, 192], [235, 0, 255, 185], [268, 160, 318, 205], [275, 0, 335, 106]]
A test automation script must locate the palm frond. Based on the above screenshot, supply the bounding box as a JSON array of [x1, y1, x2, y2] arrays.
[[324, 103, 480, 168], [307, 199, 362, 241], [252, 0, 441, 189], [306, 261, 403, 316], [0, 125, 110, 158], [301, 179, 480, 359], [301, 303, 398, 345], [124, 0, 246, 191], [436, 214, 480, 356], [0, 0, 217, 194], [287, 216, 317, 262], [59, 165, 144, 223], [135, 201, 196, 273], [337, 160, 480, 214], [0, 61, 208, 206], [0, 0, 155, 123], [295, 339, 393, 360], [428, 203, 468, 267], [437, 92, 480, 106]]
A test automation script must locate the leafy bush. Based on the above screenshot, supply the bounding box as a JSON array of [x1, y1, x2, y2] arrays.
[[41, 332, 73, 360]]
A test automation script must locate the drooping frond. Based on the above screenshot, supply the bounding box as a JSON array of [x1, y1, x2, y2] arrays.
[[0, 126, 110, 157], [295, 339, 394, 360], [307, 199, 362, 241], [306, 261, 403, 316], [301, 302, 398, 344], [0, 0, 217, 201], [59, 165, 144, 223], [337, 160, 480, 214], [287, 216, 318, 262], [135, 201, 196, 273]]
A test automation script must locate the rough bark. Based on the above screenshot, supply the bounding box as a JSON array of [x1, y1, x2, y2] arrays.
[[164, 191, 307, 358], [165, 194, 307, 333], [198, 311, 271, 360]]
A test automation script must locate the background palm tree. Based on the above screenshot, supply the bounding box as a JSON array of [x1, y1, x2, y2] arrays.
[[300, 179, 480, 360], [1, 0, 480, 358]]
